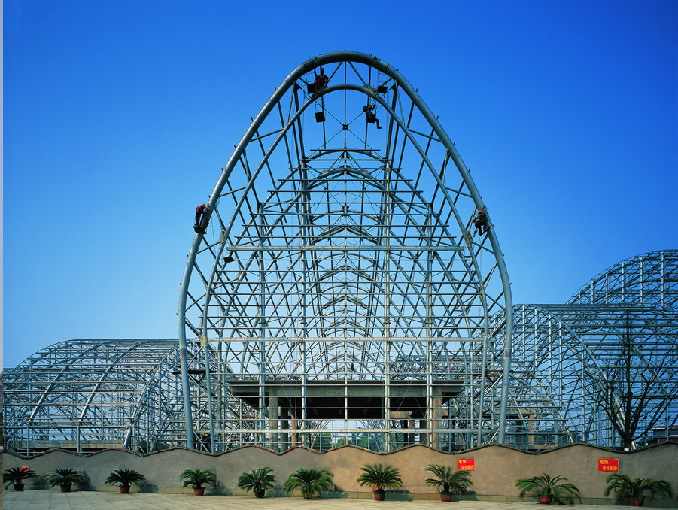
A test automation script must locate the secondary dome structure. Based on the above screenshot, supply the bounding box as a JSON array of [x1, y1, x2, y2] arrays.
[[1, 339, 201, 454], [177, 51, 514, 451], [499, 250, 678, 449]]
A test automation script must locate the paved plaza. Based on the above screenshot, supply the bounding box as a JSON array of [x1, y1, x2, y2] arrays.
[[1, 492, 661, 510]]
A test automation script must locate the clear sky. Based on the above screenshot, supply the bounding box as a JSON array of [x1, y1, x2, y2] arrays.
[[3, 0, 677, 368]]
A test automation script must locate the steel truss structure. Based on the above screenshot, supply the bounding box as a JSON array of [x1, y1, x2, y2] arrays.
[[4, 54, 675, 456], [3, 252, 674, 454], [2, 339, 209, 455], [499, 250, 678, 449], [177, 51, 514, 452]]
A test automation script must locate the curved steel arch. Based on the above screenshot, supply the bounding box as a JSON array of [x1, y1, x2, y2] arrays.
[[178, 51, 513, 451], [569, 249, 678, 311]]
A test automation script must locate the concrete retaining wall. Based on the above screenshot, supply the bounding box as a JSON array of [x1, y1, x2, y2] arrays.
[[3, 443, 677, 505]]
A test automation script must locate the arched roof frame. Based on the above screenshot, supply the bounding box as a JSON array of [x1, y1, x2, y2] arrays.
[[178, 51, 514, 449]]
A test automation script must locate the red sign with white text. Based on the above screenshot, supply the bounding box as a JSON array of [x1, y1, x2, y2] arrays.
[[458, 458, 475, 471], [598, 458, 619, 472]]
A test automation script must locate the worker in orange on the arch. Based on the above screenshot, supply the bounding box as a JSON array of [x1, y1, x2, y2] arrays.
[[195, 203, 207, 228], [474, 208, 488, 236]]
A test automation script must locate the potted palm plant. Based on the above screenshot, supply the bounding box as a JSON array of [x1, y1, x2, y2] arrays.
[[3, 467, 37, 491], [283, 467, 334, 499], [237, 466, 276, 498], [47, 468, 88, 493], [425, 464, 473, 502], [356, 463, 403, 501], [179, 468, 216, 496], [516, 473, 581, 504], [604, 473, 673, 507], [105, 468, 146, 494]]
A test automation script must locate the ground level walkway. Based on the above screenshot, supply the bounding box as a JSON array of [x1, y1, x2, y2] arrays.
[[2, 492, 658, 510]]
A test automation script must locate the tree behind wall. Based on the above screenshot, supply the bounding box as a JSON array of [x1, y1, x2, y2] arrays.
[[596, 313, 671, 449]]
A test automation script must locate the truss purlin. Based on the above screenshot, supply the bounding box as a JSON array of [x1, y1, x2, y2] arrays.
[[178, 51, 513, 451]]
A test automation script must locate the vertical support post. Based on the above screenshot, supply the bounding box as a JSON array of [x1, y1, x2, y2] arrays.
[[203, 344, 216, 453], [281, 407, 289, 451], [426, 203, 435, 448], [291, 414, 298, 447], [299, 162, 310, 447], [382, 160, 392, 451], [268, 396, 279, 451], [257, 204, 267, 446]]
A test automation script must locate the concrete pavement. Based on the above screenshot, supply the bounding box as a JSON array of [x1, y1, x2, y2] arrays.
[[1, 491, 659, 510]]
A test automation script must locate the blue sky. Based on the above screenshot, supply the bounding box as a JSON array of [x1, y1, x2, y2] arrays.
[[3, 0, 677, 368]]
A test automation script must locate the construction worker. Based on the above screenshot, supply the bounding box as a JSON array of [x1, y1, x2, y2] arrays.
[[315, 68, 329, 92], [195, 203, 207, 227], [364, 103, 382, 129], [474, 208, 487, 236]]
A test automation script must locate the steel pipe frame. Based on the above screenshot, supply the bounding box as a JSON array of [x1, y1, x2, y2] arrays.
[[178, 51, 513, 450], [5, 250, 674, 453], [500, 250, 678, 449], [2, 339, 211, 455]]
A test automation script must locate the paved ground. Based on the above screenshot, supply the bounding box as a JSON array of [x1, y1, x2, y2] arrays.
[[1, 492, 658, 510]]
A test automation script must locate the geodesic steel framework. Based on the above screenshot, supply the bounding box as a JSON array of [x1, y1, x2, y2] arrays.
[[497, 250, 678, 449], [177, 51, 514, 452]]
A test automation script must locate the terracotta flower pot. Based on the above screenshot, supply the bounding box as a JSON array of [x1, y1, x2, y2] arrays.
[[630, 497, 642, 506], [255, 489, 266, 498], [120, 485, 130, 494], [374, 489, 386, 501], [193, 487, 205, 496], [538, 494, 552, 504], [13, 484, 25, 492], [60, 484, 72, 493], [440, 491, 453, 502]]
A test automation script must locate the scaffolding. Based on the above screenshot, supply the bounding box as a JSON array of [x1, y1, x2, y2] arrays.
[[177, 51, 514, 452]]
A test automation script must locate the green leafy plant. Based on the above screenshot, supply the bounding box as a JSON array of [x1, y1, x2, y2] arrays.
[[425, 464, 473, 501], [3, 467, 37, 490], [47, 468, 88, 492], [238, 466, 276, 498], [604, 473, 673, 506], [356, 464, 403, 500], [105, 468, 146, 490], [179, 468, 216, 490], [283, 468, 334, 499], [516, 473, 581, 504]]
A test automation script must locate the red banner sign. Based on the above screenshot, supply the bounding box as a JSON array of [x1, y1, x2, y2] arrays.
[[598, 458, 619, 472], [458, 458, 475, 471], [20, 466, 30, 473]]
